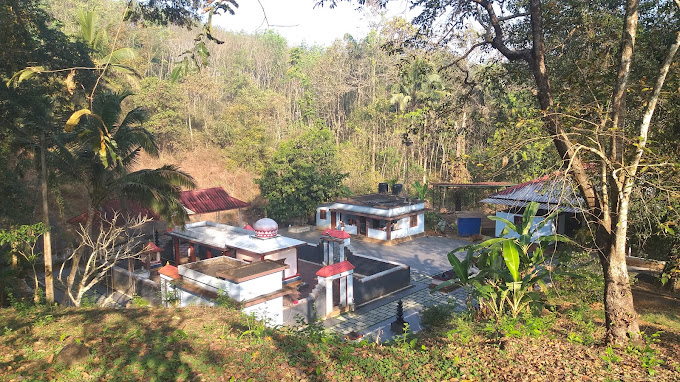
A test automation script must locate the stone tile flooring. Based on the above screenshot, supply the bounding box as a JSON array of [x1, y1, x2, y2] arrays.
[[326, 271, 467, 336]]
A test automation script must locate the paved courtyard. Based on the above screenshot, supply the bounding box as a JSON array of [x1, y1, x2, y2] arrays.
[[280, 227, 470, 276], [280, 227, 471, 340]]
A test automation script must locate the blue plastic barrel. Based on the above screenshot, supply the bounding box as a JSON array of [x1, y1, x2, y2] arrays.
[[458, 217, 482, 236]]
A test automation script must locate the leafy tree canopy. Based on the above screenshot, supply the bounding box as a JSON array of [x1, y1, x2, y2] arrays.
[[257, 126, 348, 224]]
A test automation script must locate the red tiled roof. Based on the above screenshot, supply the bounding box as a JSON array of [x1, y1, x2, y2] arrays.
[[316, 260, 355, 277], [142, 241, 163, 253], [158, 264, 180, 280], [67, 200, 161, 225], [322, 229, 350, 239], [179, 187, 249, 214]]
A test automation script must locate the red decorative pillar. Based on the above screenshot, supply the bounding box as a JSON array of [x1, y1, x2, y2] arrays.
[[206, 248, 212, 259]]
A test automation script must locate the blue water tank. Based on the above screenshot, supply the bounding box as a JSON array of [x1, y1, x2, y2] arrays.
[[458, 217, 482, 237]]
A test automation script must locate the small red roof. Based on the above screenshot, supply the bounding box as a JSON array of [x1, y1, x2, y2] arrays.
[[244, 225, 255, 231], [158, 264, 180, 280], [322, 229, 350, 239], [142, 241, 163, 253], [180, 187, 249, 214], [316, 260, 355, 278]]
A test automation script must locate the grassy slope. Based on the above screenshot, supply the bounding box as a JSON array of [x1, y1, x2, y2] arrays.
[[1, 297, 679, 382]]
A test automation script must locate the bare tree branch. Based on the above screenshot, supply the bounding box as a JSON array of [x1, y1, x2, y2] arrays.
[[60, 212, 152, 307]]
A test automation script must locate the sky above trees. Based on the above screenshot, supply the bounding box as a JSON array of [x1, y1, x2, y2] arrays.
[[215, 0, 415, 46]]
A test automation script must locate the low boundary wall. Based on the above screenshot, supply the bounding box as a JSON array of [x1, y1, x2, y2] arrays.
[[352, 255, 410, 306], [296, 243, 411, 309], [110, 266, 161, 306]]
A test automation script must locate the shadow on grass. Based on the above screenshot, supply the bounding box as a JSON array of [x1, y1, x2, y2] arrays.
[[0, 306, 233, 381]]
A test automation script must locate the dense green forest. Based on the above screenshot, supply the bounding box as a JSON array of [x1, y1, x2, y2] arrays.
[[3, 0, 677, 247], [1, 0, 680, 347]]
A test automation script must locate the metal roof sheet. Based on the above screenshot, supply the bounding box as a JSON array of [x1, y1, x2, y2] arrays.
[[432, 181, 515, 188], [480, 174, 585, 213], [180, 187, 249, 214]]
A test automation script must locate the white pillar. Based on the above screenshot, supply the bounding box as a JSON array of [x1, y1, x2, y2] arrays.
[[322, 240, 330, 265], [338, 242, 345, 262], [325, 277, 333, 317], [347, 273, 354, 308], [339, 276, 347, 307]]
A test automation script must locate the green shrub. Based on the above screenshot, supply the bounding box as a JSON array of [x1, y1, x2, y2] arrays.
[[131, 294, 149, 307], [425, 211, 441, 231], [550, 250, 603, 304], [421, 303, 458, 330]]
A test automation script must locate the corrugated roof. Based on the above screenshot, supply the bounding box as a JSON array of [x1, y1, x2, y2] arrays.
[[316, 260, 355, 277], [179, 187, 249, 214], [432, 181, 515, 188], [480, 174, 585, 213]]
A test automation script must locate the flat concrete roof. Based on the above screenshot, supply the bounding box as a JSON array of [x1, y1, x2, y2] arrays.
[[181, 256, 288, 283], [168, 221, 306, 254], [322, 194, 425, 219], [336, 194, 424, 209]]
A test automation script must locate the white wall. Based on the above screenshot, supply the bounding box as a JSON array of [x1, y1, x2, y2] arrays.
[[243, 296, 283, 327], [316, 207, 331, 229], [390, 214, 423, 239], [367, 228, 387, 240], [169, 263, 285, 327], [178, 290, 215, 307], [495, 211, 555, 239], [238, 271, 282, 301], [407, 212, 425, 236], [263, 248, 297, 279]]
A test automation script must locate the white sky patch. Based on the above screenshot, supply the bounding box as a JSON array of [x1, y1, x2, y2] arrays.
[[214, 0, 416, 47]]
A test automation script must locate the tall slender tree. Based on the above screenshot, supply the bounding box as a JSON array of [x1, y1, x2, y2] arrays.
[[58, 91, 195, 304]]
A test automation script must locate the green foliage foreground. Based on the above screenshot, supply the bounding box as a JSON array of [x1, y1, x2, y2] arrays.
[[0, 305, 460, 381], [436, 202, 571, 319], [2, 292, 679, 381]]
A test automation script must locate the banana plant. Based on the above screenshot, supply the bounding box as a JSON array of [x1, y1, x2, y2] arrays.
[[437, 201, 571, 319], [411, 180, 429, 200]]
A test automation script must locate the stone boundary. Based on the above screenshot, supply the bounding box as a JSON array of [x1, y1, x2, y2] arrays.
[[110, 265, 161, 305]]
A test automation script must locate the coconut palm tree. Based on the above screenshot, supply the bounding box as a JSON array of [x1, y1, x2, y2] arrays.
[[57, 91, 195, 304]]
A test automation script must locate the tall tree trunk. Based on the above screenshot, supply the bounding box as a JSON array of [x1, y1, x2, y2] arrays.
[[526, 0, 638, 343], [40, 131, 54, 304]]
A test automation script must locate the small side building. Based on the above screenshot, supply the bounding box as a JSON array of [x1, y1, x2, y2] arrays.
[[158, 257, 290, 325], [481, 174, 584, 238], [316, 193, 425, 242]]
